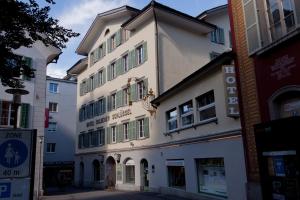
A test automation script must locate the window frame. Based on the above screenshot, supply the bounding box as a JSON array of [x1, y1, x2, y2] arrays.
[[136, 45, 144, 65], [138, 119, 145, 138], [0, 101, 15, 127], [123, 122, 129, 141], [123, 54, 129, 72], [46, 143, 56, 153], [137, 81, 144, 100], [111, 93, 116, 110], [166, 108, 178, 131], [197, 91, 216, 122], [49, 82, 58, 93], [48, 122, 57, 132], [111, 62, 116, 79], [180, 101, 194, 128], [49, 102, 58, 112], [111, 126, 117, 143]]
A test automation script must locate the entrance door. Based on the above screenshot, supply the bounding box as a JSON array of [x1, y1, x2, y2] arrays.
[[79, 162, 84, 187], [106, 156, 116, 189], [140, 159, 149, 191]]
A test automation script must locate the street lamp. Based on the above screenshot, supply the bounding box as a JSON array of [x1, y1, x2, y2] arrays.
[[5, 88, 29, 128]]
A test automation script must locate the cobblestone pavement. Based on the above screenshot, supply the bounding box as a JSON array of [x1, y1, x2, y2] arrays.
[[42, 188, 192, 200]]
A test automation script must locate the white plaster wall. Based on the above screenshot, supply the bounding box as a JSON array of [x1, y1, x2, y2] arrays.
[[44, 79, 77, 163]]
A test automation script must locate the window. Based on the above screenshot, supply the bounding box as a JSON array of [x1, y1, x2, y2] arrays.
[[136, 45, 144, 65], [197, 91, 216, 121], [111, 126, 116, 143], [90, 131, 99, 147], [196, 158, 227, 197], [125, 159, 135, 184], [98, 98, 106, 115], [266, 0, 296, 41], [49, 83, 58, 93], [111, 93, 116, 110], [123, 88, 129, 106], [123, 123, 129, 141], [49, 102, 58, 112], [48, 122, 57, 132], [167, 160, 186, 190], [90, 75, 94, 91], [111, 62, 116, 79], [98, 70, 104, 86], [78, 134, 84, 149], [180, 101, 194, 127], [167, 108, 178, 131], [111, 34, 116, 49], [0, 101, 15, 127], [46, 143, 56, 153], [93, 160, 100, 181], [211, 27, 225, 44], [123, 54, 128, 72], [138, 119, 144, 138], [137, 81, 145, 100]]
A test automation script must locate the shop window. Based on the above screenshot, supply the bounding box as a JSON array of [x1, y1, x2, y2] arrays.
[[166, 108, 177, 131], [125, 159, 135, 184], [180, 100, 194, 127], [196, 158, 227, 197], [197, 90, 216, 121], [167, 160, 186, 190]]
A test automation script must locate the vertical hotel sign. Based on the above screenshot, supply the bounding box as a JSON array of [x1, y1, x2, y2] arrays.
[[223, 65, 240, 117]]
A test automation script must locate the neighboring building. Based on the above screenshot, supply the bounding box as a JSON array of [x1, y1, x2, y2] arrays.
[[151, 51, 247, 199], [229, 0, 300, 199], [197, 4, 232, 59], [43, 76, 77, 189], [0, 41, 61, 199], [68, 1, 244, 199]]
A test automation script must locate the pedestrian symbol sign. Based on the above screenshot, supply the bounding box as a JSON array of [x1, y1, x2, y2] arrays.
[[0, 130, 34, 178], [0, 140, 28, 168]]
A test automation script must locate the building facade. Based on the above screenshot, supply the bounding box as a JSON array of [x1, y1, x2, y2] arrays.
[[43, 76, 77, 189], [229, 0, 300, 199], [0, 41, 60, 199], [69, 2, 246, 199]]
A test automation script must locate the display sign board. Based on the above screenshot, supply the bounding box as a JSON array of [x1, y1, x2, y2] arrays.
[[223, 65, 240, 118], [0, 129, 36, 200]]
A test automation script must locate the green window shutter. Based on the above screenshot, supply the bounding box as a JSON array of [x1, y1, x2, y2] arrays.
[[132, 49, 137, 68], [107, 96, 111, 112], [130, 83, 137, 102], [143, 79, 148, 98], [79, 83, 83, 96], [101, 129, 105, 145], [107, 65, 111, 81], [128, 50, 133, 70], [106, 127, 111, 144], [103, 68, 106, 83], [94, 74, 98, 88], [143, 42, 148, 63], [116, 59, 121, 76], [116, 29, 122, 47], [107, 38, 111, 53], [219, 28, 225, 44], [103, 42, 106, 56], [117, 124, 123, 143], [103, 97, 106, 113], [144, 117, 150, 138], [20, 103, 30, 128], [129, 121, 136, 141], [116, 90, 122, 108], [94, 49, 99, 62]]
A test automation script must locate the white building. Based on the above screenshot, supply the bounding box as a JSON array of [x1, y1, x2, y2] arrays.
[[0, 41, 60, 199], [43, 76, 77, 189], [68, 2, 246, 199]]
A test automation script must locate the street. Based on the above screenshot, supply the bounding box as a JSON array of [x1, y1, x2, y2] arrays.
[[42, 189, 193, 200]]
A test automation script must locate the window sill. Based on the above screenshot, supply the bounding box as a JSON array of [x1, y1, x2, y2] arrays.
[[164, 117, 218, 136]]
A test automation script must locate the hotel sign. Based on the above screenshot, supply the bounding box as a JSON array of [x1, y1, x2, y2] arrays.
[[223, 65, 239, 118], [112, 109, 132, 120]]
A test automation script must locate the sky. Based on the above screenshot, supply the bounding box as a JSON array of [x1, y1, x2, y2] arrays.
[[41, 0, 227, 78]]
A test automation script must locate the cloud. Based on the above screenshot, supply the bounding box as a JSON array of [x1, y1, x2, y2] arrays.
[[59, 0, 131, 28], [47, 64, 68, 78]]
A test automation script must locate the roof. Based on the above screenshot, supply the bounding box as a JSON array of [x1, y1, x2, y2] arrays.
[[76, 6, 139, 55], [151, 51, 234, 106], [66, 57, 88, 75], [122, 1, 216, 30], [197, 4, 228, 19], [46, 76, 77, 84]]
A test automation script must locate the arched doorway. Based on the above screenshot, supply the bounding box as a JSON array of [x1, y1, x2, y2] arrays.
[[106, 156, 116, 188], [140, 159, 149, 191], [79, 162, 84, 187], [93, 160, 100, 182]]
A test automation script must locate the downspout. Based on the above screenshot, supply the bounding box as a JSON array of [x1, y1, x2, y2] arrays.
[[152, 5, 160, 96]]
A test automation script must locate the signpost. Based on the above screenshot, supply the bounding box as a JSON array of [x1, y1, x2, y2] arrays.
[[0, 129, 36, 200]]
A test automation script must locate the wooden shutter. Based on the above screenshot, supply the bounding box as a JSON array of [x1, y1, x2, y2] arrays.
[[94, 49, 99, 63], [144, 117, 149, 138], [116, 58, 121, 76], [107, 38, 111, 53], [116, 29, 122, 47], [102, 97, 106, 114], [219, 28, 225, 44], [107, 96, 111, 112], [143, 42, 148, 62], [103, 68, 106, 84], [94, 74, 98, 88], [143, 79, 148, 98], [130, 83, 137, 102], [117, 124, 123, 143], [129, 120, 136, 141], [116, 90, 122, 108], [80, 83, 83, 96], [20, 103, 30, 128], [128, 50, 133, 70], [103, 42, 106, 56], [243, 0, 261, 54], [106, 127, 111, 144], [107, 65, 111, 81]]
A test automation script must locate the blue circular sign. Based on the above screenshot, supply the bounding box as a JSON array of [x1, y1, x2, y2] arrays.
[[0, 140, 28, 168]]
